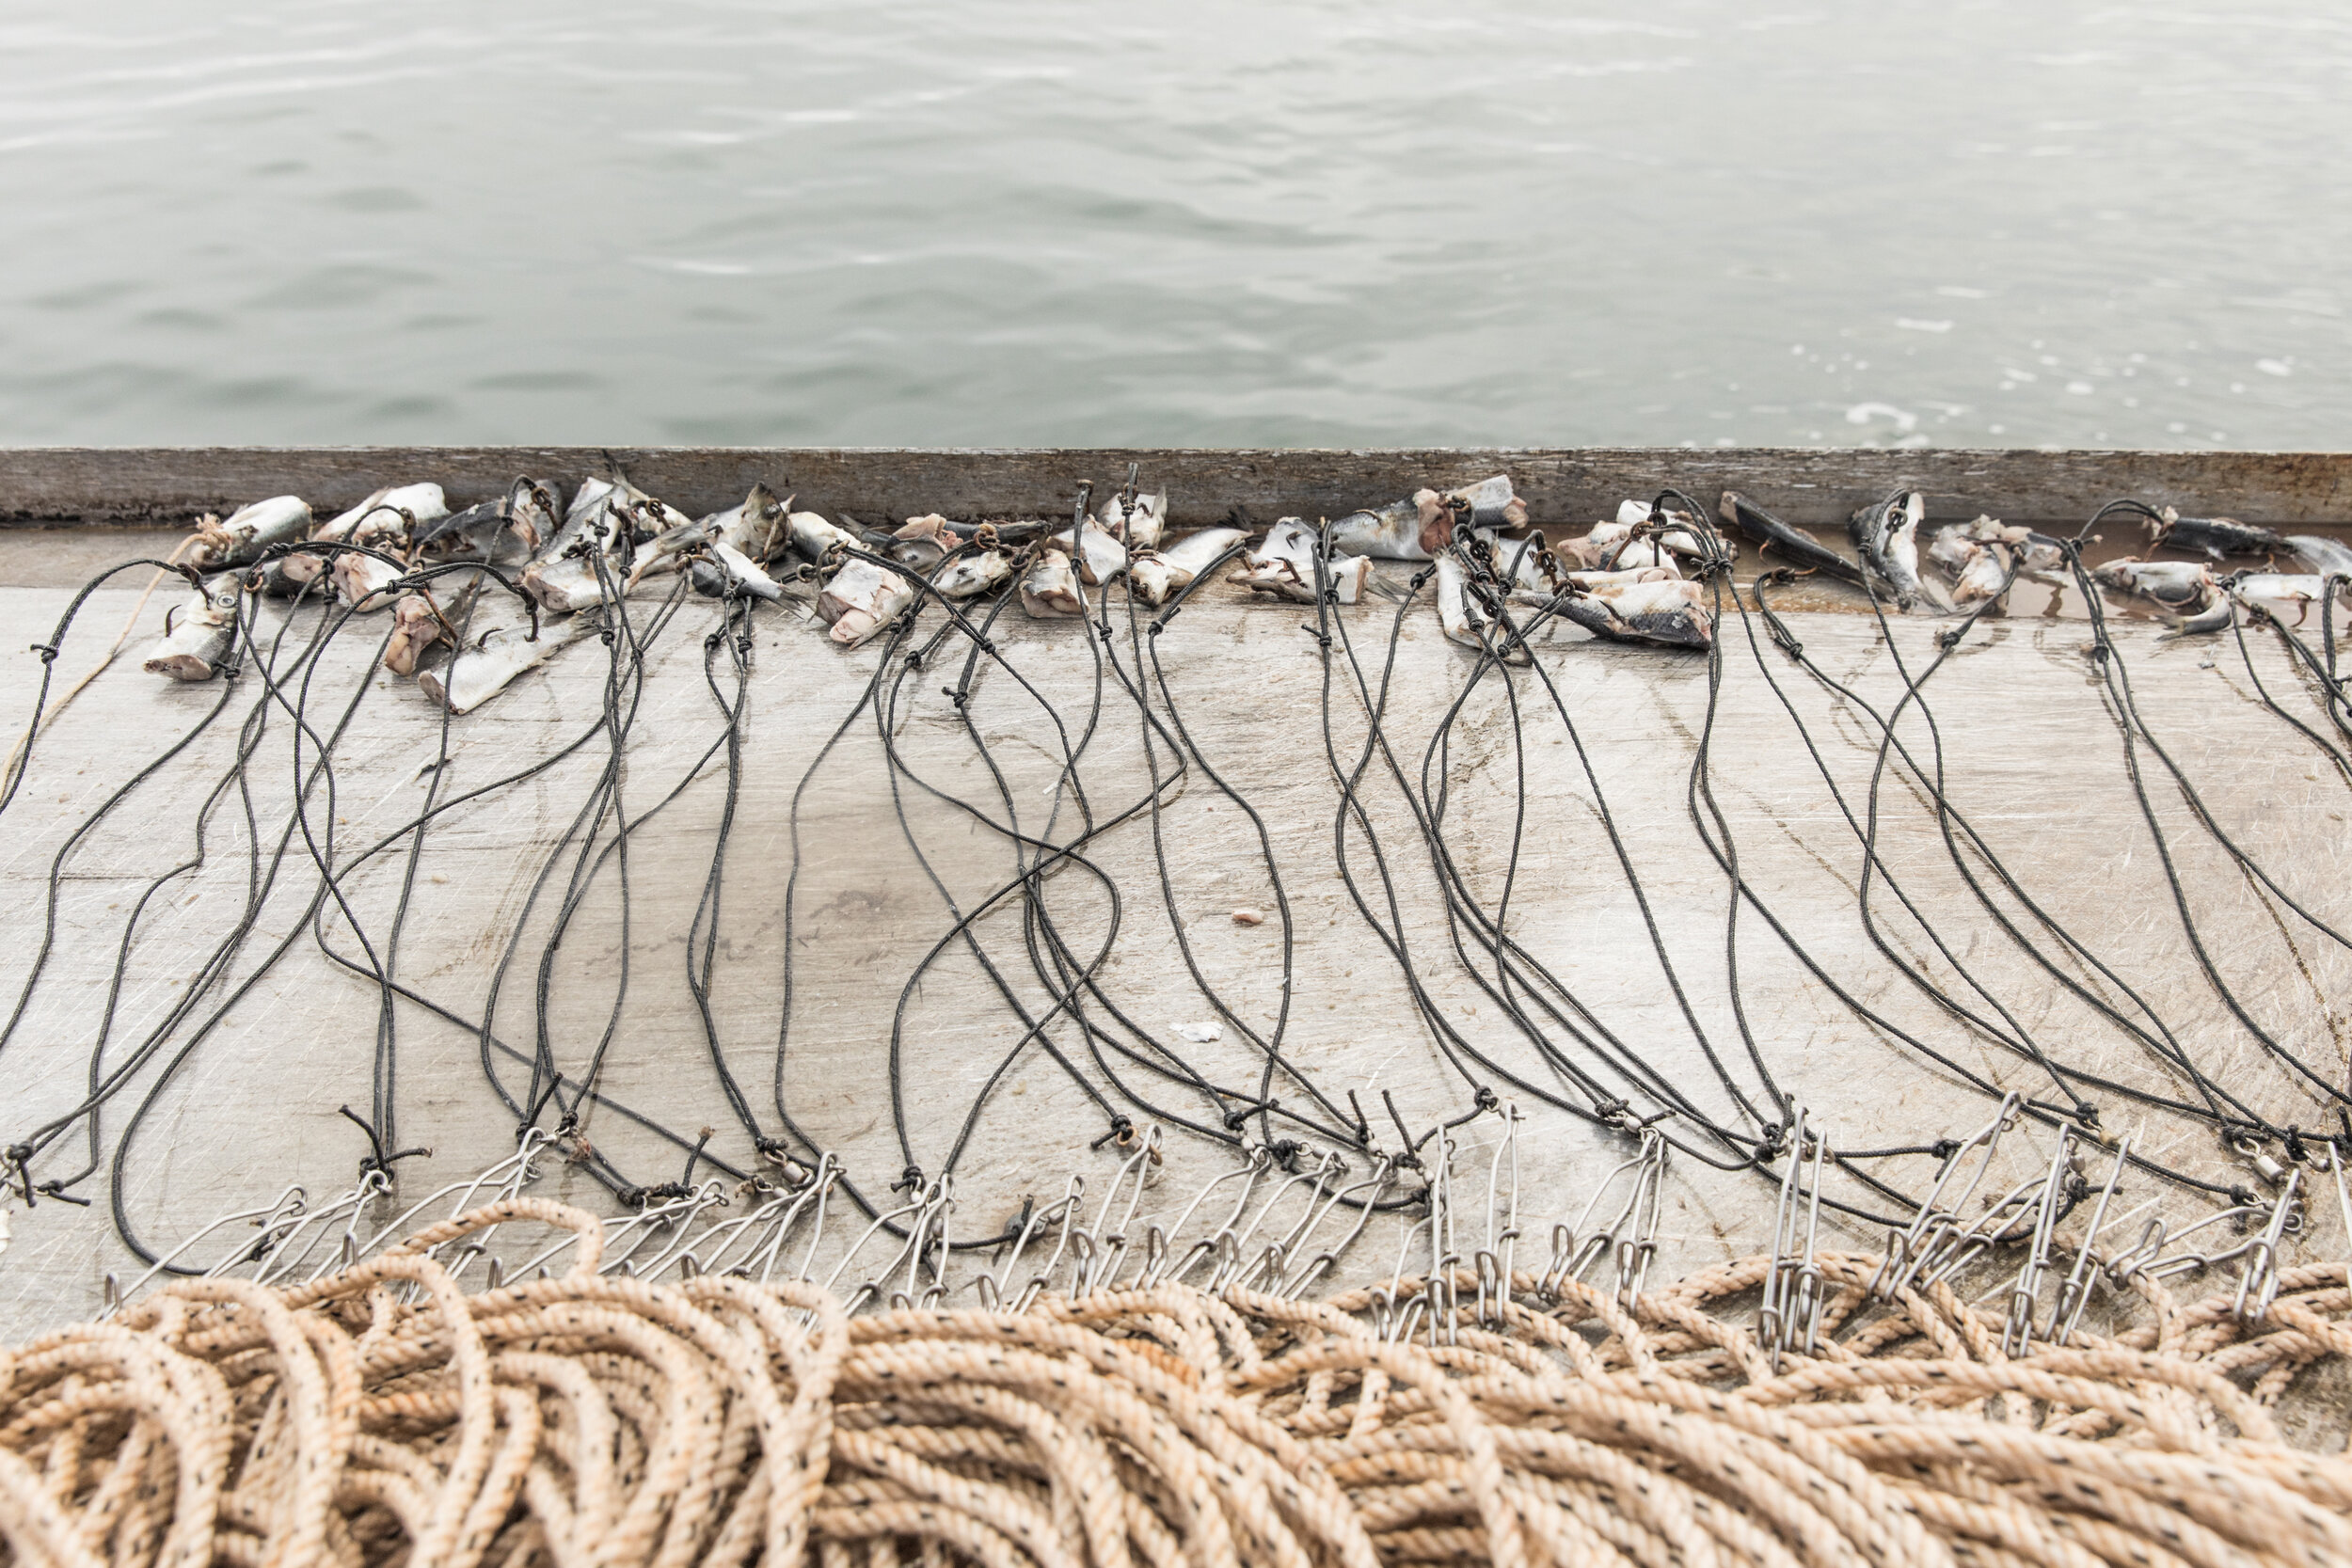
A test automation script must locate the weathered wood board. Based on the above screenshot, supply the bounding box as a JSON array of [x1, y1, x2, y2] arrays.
[[4, 445, 2350, 531], [1, 543, 2345, 1344]]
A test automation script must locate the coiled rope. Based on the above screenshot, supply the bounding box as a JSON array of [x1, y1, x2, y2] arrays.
[[3, 1197, 2347, 1568]]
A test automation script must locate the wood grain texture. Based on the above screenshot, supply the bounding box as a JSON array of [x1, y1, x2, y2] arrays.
[[3, 445, 2349, 530], [0, 577, 2344, 1338]]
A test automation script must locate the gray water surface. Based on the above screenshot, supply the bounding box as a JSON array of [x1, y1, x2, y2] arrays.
[[2, 2, 2346, 451]]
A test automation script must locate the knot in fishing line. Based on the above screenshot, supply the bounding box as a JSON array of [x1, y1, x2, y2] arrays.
[[29, 642, 58, 664], [1931, 1137, 1962, 1160], [1298, 624, 1332, 649], [940, 686, 970, 709], [1269, 1138, 1304, 1173], [892, 1164, 926, 1194]]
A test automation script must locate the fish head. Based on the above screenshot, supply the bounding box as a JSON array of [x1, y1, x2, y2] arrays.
[[382, 594, 447, 675], [1129, 556, 1175, 605]]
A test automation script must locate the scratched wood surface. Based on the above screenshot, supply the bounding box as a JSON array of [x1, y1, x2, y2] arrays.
[[0, 552, 2345, 1343]]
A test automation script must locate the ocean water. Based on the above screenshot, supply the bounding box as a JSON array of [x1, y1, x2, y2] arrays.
[[0, 1, 2345, 451]]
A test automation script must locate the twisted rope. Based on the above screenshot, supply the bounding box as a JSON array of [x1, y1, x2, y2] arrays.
[[2, 1201, 2346, 1568]]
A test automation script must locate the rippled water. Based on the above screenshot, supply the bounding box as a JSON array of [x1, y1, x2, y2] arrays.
[[1, 3, 2346, 450]]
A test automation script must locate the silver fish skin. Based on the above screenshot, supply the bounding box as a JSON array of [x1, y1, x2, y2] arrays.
[[2093, 558, 2213, 609], [1021, 548, 1088, 617], [523, 476, 646, 613], [1608, 499, 1706, 556], [1562, 522, 1673, 572], [1435, 552, 1485, 648], [1238, 518, 1371, 604], [287, 483, 447, 585], [2223, 572, 2345, 626], [419, 614, 595, 714], [516, 476, 613, 583], [2093, 558, 2231, 631], [1882, 493, 1943, 608], [1451, 475, 1529, 531], [505, 477, 564, 553], [418, 501, 510, 562], [1557, 578, 1713, 649], [691, 542, 787, 602], [416, 480, 557, 562], [187, 495, 310, 571], [2286, 534, 2352, 578], [1098, 490, 1169, 548], [617, 483, 692, 544], [888, 514, 957, 572], [1130, 526, 1247, 605], [1051, 518, 1130, 584], [143, 575, 244, 680], [818, 558, 915, 646], [1327, 500, 1430, 561], [1488, 532, 1553, 593], [788, 509, 860, 566], [636, 484, 789, 587], [521, 552, 612, 614], [580, 476, 689, 556], [1848, 492, 1935, 609], [521, 476, 613, 569], [1563, 565, 1677, 590], [1406, 477, 1524, 555], [1160, 525, 1248, 578]]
